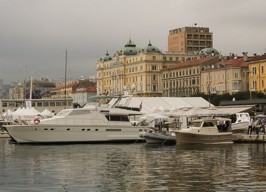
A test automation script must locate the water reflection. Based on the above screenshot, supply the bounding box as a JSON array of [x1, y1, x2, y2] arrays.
[[0, 138, 266, 191]]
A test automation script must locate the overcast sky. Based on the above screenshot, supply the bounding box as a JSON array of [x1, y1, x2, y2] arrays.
[[1, 0, 266, 84]]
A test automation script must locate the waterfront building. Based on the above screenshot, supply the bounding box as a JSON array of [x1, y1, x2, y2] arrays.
[[246, 53, 266, 93], [162, 54, 219, 97], [201, 54, 249, 95], [168, 25, 213, 54], [72, 79, 97, 107], [8, 78, 56, 100], [0, 98, 73, 114], [9, 81, 24, 99], [50, 81, 78, 99], [96, 39, 202, 97], [97, 39, 165, 97]]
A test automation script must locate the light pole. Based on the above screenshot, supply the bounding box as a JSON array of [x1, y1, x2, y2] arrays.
[[248, 70, 253, 100]]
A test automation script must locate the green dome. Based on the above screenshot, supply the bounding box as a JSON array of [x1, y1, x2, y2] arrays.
[[123, 39, 140, 56], [103, 51, 112, 61], [200, 48, 219, 55], [144, 41, 161, 53]]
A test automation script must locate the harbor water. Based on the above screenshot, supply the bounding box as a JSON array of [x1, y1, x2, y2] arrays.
[[0, 138, 266, 192]]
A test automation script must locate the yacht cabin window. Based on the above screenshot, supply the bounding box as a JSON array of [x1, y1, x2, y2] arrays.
[[105, 115, 129, 122]]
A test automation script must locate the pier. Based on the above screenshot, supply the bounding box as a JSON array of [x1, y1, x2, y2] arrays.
[[233, 133, 266, 143]]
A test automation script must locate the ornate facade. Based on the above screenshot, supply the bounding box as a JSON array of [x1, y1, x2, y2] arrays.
[[96, 39, 201, 97]]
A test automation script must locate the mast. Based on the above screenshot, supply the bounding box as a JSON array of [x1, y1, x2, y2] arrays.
[[24, 65, 27, 107], [25, 74, 33, 108], [29, 74, 33, 101], [64, 50, 67, 109]]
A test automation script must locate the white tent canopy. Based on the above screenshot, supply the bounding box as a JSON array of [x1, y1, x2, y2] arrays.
[[139, 113, 169, 122], [116, 96, 212, 114], [40, 108, 53, 118], [8, 107, 40, 120], [2, 109, 13, 118]]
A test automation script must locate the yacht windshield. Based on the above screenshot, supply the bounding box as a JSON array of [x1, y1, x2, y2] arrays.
[[68, 110, 91, 116], [56, 110, 72, 117], [192, 122, 202, 127]]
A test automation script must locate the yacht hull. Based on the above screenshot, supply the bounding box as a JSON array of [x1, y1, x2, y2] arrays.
[[231, 121, 249, 133], [140, 132, 175, 144], [5, 124, 145, 143], [175, 132, 233, 144]]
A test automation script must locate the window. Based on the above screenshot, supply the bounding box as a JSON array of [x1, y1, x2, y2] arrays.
[[252, 67, 256, 75], [106, 129, 122, 131], [105, 115, 129, 121], [153, 85, 157, 92]]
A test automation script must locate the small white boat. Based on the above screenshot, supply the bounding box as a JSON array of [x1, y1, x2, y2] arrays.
[[139, 129, 176, 145], [175, 118, 233, 144], [231, 113, 250, 133]]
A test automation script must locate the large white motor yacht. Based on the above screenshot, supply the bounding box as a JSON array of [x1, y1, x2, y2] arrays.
[[5, 99, 147, 144]]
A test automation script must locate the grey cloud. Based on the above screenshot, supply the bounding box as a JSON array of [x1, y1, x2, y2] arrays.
[[1, 0, 266, 83]]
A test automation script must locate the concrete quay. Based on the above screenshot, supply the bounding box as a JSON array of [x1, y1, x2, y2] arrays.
[[233, 133, 266, 143]]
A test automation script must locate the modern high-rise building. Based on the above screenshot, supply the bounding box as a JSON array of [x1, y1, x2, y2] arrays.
[[168, 25, 213, 54]]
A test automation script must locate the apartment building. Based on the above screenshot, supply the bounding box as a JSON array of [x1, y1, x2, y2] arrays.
[[168, 25, 213, 54], [162, 55, 219, 97], [247, 53, 266, 92], [201, 56, 248, 95]]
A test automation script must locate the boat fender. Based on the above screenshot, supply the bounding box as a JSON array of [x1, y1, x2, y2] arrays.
[[34, 118, 40, 125]]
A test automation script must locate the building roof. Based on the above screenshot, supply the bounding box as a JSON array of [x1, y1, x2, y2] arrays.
[[199, 48, 219, 55], [144, 41, 161, 53], [246, 53, 266, 63], [99, 39, 161, 60], [222, 58, 247, 67], [103, 51, 112, 61], [53, 81, 79, 90], [162, 55, 219, 71], [123, 39, 140, 56]]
